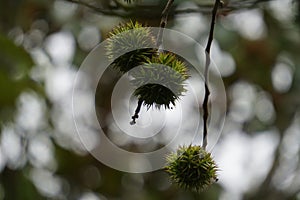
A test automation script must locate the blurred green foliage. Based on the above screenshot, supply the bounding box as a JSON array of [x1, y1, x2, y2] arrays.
[[0, 0, 300, 200], [0, 34, 34, 124]]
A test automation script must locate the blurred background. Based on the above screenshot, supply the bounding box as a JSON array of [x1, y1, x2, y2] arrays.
[[0, 0, 300, 199]]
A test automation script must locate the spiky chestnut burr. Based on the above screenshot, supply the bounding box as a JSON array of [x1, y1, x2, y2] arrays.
[[164, 145, 218, 192], [106, 20, 156, 73], [129, 52, 189, 124]]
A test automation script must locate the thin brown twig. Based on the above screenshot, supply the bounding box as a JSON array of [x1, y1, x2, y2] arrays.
[[156, 0, 174, 50], [202, 0, 221, 149]]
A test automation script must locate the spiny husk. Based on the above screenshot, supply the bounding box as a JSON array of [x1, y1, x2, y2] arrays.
[[106, 20, 156, 73], [164, 145, 218, 192], [130, 52, 189, 109]]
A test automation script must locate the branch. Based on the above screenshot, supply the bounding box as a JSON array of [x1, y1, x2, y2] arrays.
[[156, 0, 174, 50], [63, 0, 131, 17], [202, 0, 221, 149], [62, 0, 270, 19]]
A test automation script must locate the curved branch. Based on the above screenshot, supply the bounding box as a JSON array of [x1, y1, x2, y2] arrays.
[[156, 0, 174, 49], [62, 0, 271, 19], [63, 0, 132, 17], [202, 0, 221, 149]]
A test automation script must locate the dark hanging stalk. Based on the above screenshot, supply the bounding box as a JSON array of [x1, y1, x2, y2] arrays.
[[130, 99, 143, 125], [202, 0, 222, 149]]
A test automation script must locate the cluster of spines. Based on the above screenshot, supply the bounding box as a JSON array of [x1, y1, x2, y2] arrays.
[[164, 145, 218, 192], [106, 21, 189, 110], [130, 53, 189, 109], [106, 20, 156, 73]]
